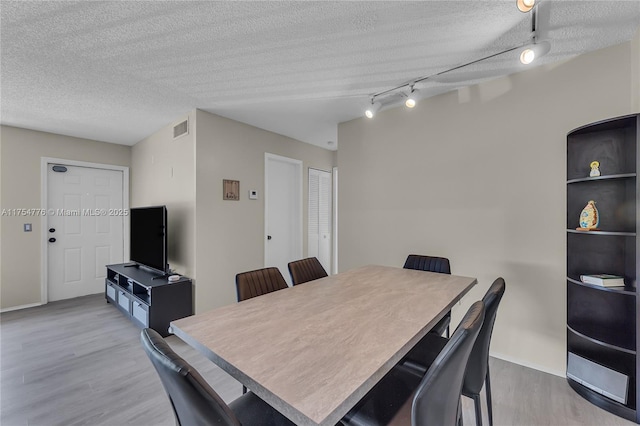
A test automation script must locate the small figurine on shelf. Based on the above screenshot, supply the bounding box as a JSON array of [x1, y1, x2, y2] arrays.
[[577, 200, 599, 231], [589, 161, 601, 177]]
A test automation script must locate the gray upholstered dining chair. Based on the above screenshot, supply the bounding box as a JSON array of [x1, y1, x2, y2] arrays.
[[341, 300, 485, 426], [235, 267, 289, 302], [403, 254, 452, 337], [140, 328, 294, 426], [403, 277, 506, 426], [287, 257, 328, 285]]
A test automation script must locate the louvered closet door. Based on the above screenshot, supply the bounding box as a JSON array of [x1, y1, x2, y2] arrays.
[[308, 168, 332, 273]]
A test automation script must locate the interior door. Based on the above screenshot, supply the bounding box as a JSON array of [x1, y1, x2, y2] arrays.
[[308, 168, 332, 273], [265, 154, 302, 286], [47, 164, 125, 301]]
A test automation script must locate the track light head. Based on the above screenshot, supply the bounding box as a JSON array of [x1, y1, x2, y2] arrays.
[[517, 0, 536, 13], [365, 101, 381, 119], [520, 48, 535, 64], [405, 86, 417, 108], [519, 40, 551, 65]]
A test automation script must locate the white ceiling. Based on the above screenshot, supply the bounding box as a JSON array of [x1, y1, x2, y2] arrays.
[[1, 1, 639, 151]]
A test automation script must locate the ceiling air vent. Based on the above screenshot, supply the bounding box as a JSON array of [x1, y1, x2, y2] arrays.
[[173, 119, 189, 139]]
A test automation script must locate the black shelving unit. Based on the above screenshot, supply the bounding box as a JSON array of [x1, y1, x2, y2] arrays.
[[105, 263, 193, 337], [566, 114, 639, 422]]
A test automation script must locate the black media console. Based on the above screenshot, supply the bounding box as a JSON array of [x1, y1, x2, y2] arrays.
[[105, 263, 193, 337]]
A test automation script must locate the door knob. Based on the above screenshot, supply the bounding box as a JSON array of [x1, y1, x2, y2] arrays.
[[267, 235, 272, 240], [48, 237, 56, 243]]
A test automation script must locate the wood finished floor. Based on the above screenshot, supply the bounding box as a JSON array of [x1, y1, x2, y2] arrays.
[[0, 294, 634, 426]]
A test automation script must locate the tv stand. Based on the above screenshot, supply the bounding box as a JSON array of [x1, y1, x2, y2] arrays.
[[152, 274, 170, 281], [105, 263, 193, 337]]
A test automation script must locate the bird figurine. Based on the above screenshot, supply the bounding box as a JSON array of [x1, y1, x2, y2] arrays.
[[578, 200, 599, 230]]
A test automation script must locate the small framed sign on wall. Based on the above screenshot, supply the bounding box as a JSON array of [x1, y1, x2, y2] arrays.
[[223, 179, 240, 200]]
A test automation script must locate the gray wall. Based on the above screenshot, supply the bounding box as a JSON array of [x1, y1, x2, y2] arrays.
[[0, 126, 131, 309], [128, 109, 335, 313], [337, 41, 638, 375], [130, 111, 196, 279], [194, 110, 335, 312]]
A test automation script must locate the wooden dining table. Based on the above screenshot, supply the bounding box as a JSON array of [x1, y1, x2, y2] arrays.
[[170, 264, 477, 426]]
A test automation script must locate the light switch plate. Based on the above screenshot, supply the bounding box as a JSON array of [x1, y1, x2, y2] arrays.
[[249, 190, 258, 200], [24, 223, 32, 232]]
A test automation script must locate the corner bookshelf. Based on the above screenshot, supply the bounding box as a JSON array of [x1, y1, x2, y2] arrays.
[[566, 114, 639, 422]]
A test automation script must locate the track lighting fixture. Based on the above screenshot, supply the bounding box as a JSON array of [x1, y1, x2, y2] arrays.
[[365, 101, 381, 119], [405, 86, 417, 108], [364, 2, 549, 119], [520, 48, 535, 64], [519, 40, 551, 65], [517, 0, 536, 13]]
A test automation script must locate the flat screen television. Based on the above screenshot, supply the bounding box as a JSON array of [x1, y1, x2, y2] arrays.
[[130, 206, 168, 274]]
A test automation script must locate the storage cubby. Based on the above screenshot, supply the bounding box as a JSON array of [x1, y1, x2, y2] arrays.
[[566, 114, 639, 422], [568, 281, 636, 351], [567, 117, 637, 180], [566, 233, 633, 283], [566, 178, 636, 232], [105, 263, 193, 336], [568, 328, 637, 413]]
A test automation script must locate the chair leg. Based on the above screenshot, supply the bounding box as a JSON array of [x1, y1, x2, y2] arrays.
[[446, 325, 450, 338], [485, 367, 493, 426], [472, 394, 483, 426], [242, 385, 247, 394]]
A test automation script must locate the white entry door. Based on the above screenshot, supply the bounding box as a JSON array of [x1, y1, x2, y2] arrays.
[[308, 168, 332, 273], [47, 164, 125, 301], [265, 153, 302, 286]]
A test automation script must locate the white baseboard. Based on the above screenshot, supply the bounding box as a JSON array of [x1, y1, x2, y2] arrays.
[[491, 351, 566, 378], [0, 302, 44, 313]]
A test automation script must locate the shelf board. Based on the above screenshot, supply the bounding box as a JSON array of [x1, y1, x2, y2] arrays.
[[568, 114, 638, 136], [567, 277, 636, 295], [567, 378, 636, 422], [567, 173, 636, 184], [567, 325, 636, 355], [567, 229, 636, 236], [131, 292, 150, 305]]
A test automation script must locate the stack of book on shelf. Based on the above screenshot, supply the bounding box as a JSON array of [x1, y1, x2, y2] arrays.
[[580, 274, 625, 287]]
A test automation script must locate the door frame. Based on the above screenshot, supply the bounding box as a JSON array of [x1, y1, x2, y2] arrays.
[[40, 157, 130, 304], [332, 166, 338, 274], [264, 153, 303, 270]]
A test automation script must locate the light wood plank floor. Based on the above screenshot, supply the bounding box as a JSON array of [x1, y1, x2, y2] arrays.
[[0, 294, 634, 426]]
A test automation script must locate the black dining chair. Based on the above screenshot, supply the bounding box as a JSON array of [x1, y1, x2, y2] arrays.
[[287, 257, 328, 285], [140, 328, 295, 426], [403, 254, 452, 337], [403, 277, 506, 426], [235, 267, 289, 302], [235, 266, 289, 394], [341, 300, 485, 426]]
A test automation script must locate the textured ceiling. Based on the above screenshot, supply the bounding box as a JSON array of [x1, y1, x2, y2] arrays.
[[1, 1, 639, 150]]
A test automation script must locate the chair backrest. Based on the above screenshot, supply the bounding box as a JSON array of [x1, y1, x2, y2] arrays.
[[235, 267, 289, 302], [140, 328, 241, 426], [403, 255, 451, 274], [412, 300, 485, 426], [463, 277, 506, 395], [287, 257, 328, 285]]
